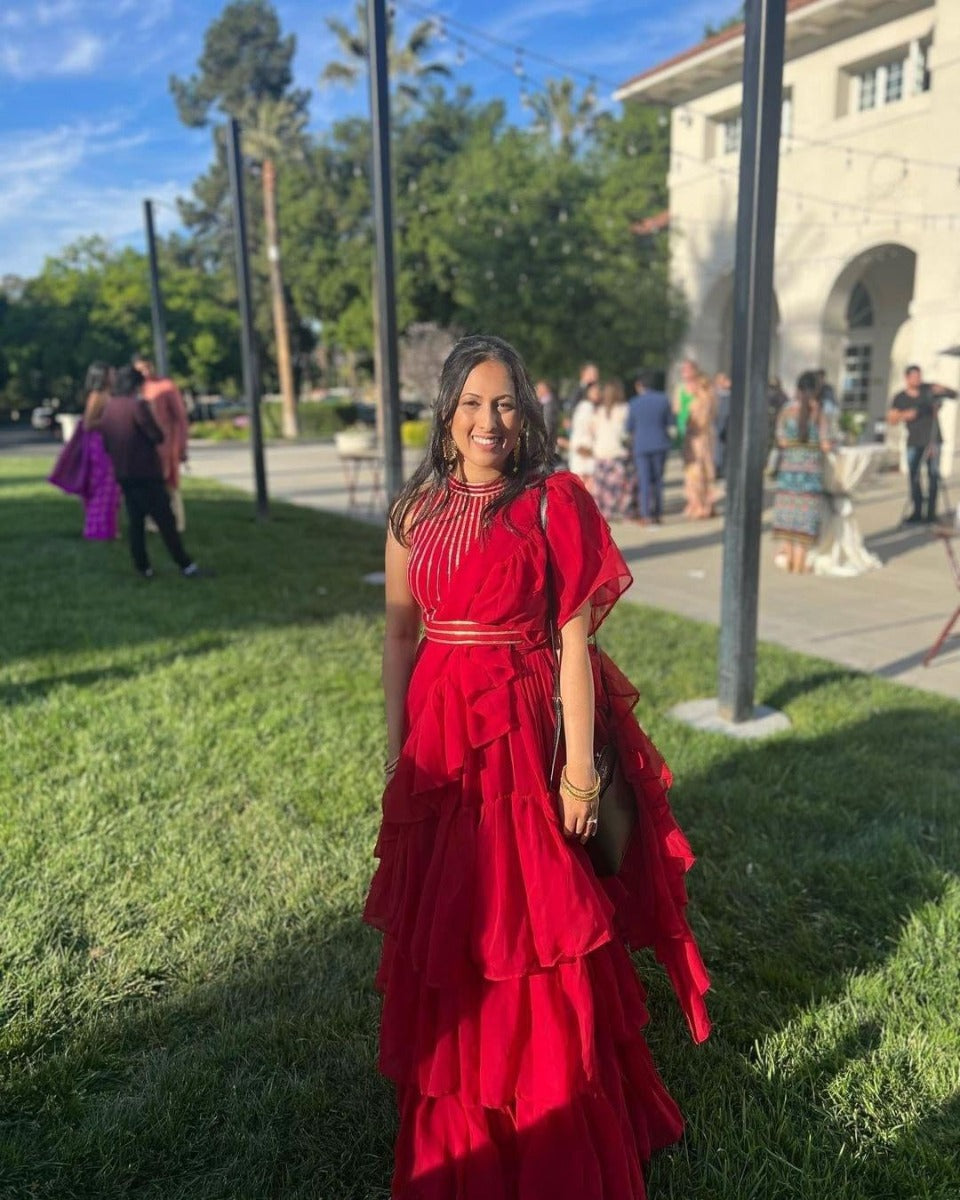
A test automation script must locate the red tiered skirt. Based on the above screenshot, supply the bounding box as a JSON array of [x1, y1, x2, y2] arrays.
[[364, 641, 710, 1199]]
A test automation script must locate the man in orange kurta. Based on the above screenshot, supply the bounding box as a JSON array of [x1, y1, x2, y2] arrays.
[[133, 355, 189, 531]]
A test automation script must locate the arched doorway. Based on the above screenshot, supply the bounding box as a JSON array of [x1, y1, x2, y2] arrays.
[[822, 244, 916, 421]]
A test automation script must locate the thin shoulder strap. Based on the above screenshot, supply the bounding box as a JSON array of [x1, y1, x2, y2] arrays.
[[540, 485, 563, 786]]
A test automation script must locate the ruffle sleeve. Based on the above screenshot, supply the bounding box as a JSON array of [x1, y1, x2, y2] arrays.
[[543, 471, 632, 633]]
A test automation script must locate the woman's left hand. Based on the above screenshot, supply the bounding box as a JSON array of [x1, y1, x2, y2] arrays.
[[561, 795, 599, 844], [559, 765, 600, 843]]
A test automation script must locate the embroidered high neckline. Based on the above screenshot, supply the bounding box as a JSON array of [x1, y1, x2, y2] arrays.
[[448, 476, 506, 496]]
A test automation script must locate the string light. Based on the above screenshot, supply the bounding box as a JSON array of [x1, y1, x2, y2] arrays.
[[400, 0, 960, 182]]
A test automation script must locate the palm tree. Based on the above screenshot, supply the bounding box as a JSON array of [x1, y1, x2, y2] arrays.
[[320, 2, 450, 107], [523, 78, 597, 158], [319, 3, 449, 438], [241, 96, 307, 439]]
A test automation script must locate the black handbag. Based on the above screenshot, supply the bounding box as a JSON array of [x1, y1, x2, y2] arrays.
[[540, 488, 638, 877]]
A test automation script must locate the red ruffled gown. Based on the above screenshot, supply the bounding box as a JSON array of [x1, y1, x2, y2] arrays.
[[364, 471, 711, 1199]]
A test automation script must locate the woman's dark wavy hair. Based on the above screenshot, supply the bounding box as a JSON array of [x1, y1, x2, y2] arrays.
[[389, 334, 551, 544], [796, 369, 820, 443], [83, 361, 111, 397]]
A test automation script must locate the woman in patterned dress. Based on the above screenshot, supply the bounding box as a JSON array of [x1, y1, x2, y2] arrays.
[[592, 379, 636, 521], [772, 370, 834, 573], [369, 334, 710, 1199], [48, 362, 122, 540]]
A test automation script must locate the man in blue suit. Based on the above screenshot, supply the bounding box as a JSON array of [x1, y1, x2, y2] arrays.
[[627, 369, 674, 524]]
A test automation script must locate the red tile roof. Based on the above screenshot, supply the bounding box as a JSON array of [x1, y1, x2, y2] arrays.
[[617, 0, 822, 93], [630, 210, 671, 236]]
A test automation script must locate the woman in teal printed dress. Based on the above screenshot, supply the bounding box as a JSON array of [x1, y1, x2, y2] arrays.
[[773, 370, 835, 573]]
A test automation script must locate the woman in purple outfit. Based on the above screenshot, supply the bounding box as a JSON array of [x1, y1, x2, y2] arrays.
[[49, 363, 122, 540]]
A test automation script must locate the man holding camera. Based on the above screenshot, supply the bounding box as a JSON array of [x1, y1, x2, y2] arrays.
[[888, 365, 957, 524]]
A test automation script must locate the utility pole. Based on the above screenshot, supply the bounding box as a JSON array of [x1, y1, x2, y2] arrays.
[[367, 0, 404, 502], [226, 117, 269, 520], [143, 199, 169, 377], [717, 0, 787, 722]]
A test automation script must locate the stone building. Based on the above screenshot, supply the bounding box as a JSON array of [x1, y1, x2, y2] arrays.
[[616, 0, 960, 437]]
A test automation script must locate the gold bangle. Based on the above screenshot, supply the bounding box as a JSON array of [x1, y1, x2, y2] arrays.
[[560, 766, 600, 802]]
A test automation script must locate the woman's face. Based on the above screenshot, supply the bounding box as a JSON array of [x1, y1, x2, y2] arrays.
[[448, 358, 522, 484]]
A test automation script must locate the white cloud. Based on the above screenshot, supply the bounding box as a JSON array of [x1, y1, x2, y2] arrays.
[[0, 28, 107, 79], [37, 1, 85, 25], [0, 45, 27, 77], [483, 0, 606, 46], [0, 119, 203, 275], [55, 31, 105, 74]]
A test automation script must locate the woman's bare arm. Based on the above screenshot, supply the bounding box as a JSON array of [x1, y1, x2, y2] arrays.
[[383, 525, 421, 768], [558, 601, 596, 840]]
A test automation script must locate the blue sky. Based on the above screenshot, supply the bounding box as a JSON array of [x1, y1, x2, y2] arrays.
[[0, 0, 733, 279]]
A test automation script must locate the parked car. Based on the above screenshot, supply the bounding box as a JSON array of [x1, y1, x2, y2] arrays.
[[30, 404, 58, 432]]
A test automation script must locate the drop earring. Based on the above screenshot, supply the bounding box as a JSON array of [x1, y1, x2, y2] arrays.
[[443, 431, 458, 470]]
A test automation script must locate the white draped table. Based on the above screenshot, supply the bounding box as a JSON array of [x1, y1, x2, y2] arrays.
[[808, 444, 887, 578]]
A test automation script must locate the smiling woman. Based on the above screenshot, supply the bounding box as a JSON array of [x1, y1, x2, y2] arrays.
[[370, 333, 710, 1199]]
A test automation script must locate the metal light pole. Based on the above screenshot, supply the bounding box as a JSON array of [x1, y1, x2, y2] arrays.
[[226, 117, 269, 520], [717, 0, 787, 722], [367, 0, 404, 502], [143, 199, 169, 376]]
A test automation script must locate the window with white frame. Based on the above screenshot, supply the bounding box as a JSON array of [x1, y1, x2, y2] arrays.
[[721, 114, 741, 154], [858, 69, 877, 111], [885, 58, 904, 103], [713, 92, 792, 157], [854, 39, 930, 113], [842, 344, 872, 412]]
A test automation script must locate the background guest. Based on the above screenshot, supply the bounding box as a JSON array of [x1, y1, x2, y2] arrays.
[[672, 357, 698, 446], [592, 379, 635, 520], [99, 365, 204, 580], [887, 364, 957, 524], [133, 354, 190, 532], [48, 362, 122, 541], [535, 378, 560, 455], [772, 370, 834, 573], [627, 368, 673, 525], [682, 373, 716, 520], [568, 378, 600, 492], [713, 370, 731, 480]]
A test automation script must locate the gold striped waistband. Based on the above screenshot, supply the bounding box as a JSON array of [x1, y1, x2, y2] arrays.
[[423, 618, 543, 647]]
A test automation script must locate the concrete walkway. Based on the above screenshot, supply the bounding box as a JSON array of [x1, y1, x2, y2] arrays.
[[185, 438, 960, 702]]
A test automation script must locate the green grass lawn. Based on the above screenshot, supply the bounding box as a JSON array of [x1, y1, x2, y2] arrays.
[[1, 455, 958, 1200]]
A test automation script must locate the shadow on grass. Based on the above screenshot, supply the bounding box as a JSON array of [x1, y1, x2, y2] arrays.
[[2, 702, 958, 1198], [762, 668, 860, 710], [672, 702, 959, 1039], [0, 635, 233, 707], [0, 479, 386, 673]]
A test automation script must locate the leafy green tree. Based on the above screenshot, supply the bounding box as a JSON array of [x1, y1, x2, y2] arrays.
[[0, 239, 240, 410], [170, 0, 308, 124], [171, 0, 308, 435]]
